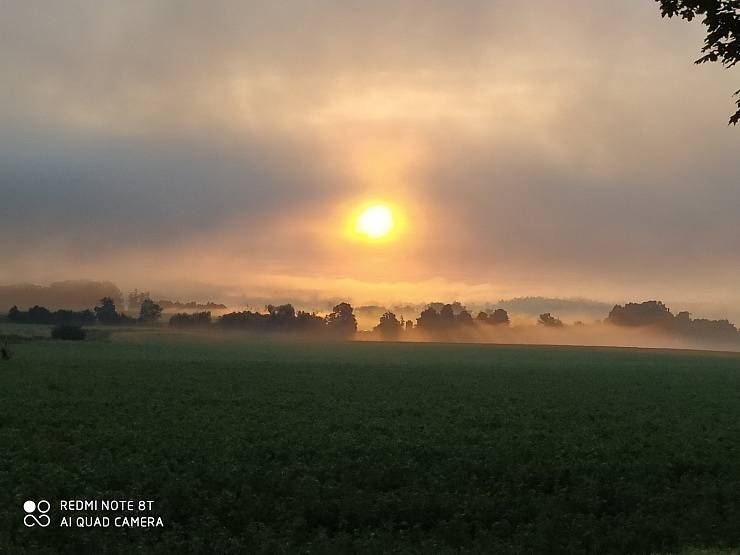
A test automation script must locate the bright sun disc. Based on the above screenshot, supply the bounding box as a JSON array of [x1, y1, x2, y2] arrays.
[[355, 204, 394, 239]]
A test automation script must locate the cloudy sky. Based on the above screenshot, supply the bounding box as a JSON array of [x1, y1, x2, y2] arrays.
[[1, 1, 739, 317]]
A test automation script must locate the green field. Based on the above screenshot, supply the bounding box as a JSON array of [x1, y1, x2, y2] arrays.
[[2, 331, 740, 554]]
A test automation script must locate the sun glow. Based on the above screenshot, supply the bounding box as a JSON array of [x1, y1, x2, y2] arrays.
[[341, 199, 408, 245], [355, 204, 394, 239]]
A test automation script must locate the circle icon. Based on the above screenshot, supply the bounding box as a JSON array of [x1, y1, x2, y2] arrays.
[[22, 499, 51, 527]]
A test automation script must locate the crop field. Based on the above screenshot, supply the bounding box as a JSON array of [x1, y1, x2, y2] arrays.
[[1, 331, 740, 554]]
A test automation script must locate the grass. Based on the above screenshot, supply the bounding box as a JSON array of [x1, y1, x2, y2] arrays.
[[1, 331, 740, 553]]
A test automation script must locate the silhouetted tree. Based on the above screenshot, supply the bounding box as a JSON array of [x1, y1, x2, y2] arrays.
[[7, 305, 95, 326], [419, 303, 495, 335], [417, 306, 440, 330], [139, 299, 163, 323], [609, 300, 740, 342], [374, 311, 402, 340], [28, 305, 54, 325], [690, 318, 739, 340], [428, 302, 445, 314], [325, 302, 357, 338], [169, 312, 212, 328], [405, 319, 414, 332], [490, 308, 511, 326], [538, 313, 564, 327], [217, 305, 329, 334], [677, 310, 692, 321], [295, 311, 326, 333], [267, 304, 296, 329], [475, 308, 510, 326], [54, 309, 96, 326], [95, 297, 121, 325], [439, 304, 455, 329], [456, 309, 474, 326], [8, 306, 21, 323], [51, 325, 86, 340], [449, 302, 466, 314], [607, 301, 674, 327], [657, 0, 740, 124], [218, 310, 268, 330]]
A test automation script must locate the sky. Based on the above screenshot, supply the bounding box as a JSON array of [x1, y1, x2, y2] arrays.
[[1, 1, 739, 319]]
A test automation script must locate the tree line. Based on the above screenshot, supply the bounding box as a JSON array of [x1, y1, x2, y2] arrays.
[[607, 300, 739, 341], [126, 289, 226, 313], [182, 302, 514, 341], [176, 302, 359, 338], [7, 296, 163, 326], [4, 297, 740, 345]]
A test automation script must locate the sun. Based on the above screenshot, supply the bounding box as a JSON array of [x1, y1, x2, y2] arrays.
[[344, 200, 406, 244], [355, 204, 395, 240]]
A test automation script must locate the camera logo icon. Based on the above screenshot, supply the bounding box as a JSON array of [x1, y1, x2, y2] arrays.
[[23, 500, 51, 527]]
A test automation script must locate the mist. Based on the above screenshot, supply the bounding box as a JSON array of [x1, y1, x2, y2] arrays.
[[363, 321, 740, 353]]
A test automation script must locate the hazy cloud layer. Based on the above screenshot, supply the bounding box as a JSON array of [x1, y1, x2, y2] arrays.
[[1, 0, 739, 315]]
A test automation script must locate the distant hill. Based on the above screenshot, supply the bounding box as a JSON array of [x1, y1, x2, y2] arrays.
[[490, 297, 613, 321]]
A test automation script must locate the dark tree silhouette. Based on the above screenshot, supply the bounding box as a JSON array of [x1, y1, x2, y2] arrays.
[[139, 299, 163, 323], [489, 309, 511, 326], [51, 325, 86, 340], [325, 302, 357, 338], [608, 300, 739, 342], [657, 0, 740, 124], [219, 310, 268, 329], [456, 309, 474, 326], [27, 305, 54, 325], [417, 306, 440, 330], [439, 304, 455, 330], [295, 311, 326, 333], [54, 309, 96, 326], [8, 306, 21, 322], [418, 303, 496, 335], [690, 318, 739, 339], [7, 305, 95, 326], [95, 297, 122, 325], [217, 305, 327, 334], [607, 300, 674, 327], [428, 302, 445, 314], [169, 312, 212, 328], [267, 304, 297, 329], [475, 309, 510, 326], [374, 311, 403, 340], [538, 313, 564, 328]]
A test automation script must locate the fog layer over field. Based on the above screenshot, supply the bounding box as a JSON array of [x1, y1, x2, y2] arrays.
[[3, 280, 739, 352], [366, 321, 738, 352]]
